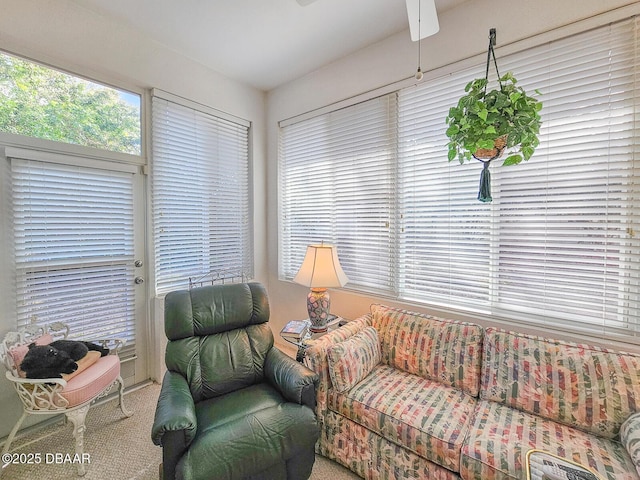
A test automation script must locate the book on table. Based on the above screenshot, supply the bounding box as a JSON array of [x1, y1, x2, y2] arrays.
[[280, 320, 309, 341]]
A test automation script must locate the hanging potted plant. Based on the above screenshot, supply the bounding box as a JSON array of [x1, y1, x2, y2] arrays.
[[445, 30, 543, 202]]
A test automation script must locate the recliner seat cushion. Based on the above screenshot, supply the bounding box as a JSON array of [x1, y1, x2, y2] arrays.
[[177, 383, 318, 480], [328, 364, 477, 472]]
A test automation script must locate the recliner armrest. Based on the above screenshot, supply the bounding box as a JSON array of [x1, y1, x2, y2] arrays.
[[152, 371, 198, 480], [151, 370, 197, 447], [265, 347, 319, 409]]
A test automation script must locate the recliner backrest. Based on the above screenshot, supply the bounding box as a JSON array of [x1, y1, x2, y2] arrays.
[[164, 282, 274, 402]]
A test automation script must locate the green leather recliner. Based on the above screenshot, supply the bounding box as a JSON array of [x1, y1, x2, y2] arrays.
[[151, 282, 320, 480]]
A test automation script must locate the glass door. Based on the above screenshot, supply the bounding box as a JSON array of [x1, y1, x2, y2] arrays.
[[9, 149, 148, 385]]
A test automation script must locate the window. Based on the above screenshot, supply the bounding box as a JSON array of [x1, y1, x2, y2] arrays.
[[10, 153, 138, 349], [280, 17, 640, 341], [151, 90, 253, 294], [0, 51, 141, 155]]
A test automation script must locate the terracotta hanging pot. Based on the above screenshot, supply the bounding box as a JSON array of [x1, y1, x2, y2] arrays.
[[473, 134, 508, 161]]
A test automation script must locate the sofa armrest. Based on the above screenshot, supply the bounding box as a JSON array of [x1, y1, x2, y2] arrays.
[[621, 411, 640, 475], [302, 314, 372, 418], [265, 347, 319, 409]]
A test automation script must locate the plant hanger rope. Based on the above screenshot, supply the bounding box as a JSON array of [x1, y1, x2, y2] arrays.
[[475, 28, 504, 202], [484, 28, 501, 95]]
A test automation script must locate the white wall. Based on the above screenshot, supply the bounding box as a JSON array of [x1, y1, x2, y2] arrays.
[[266, 0, 640, 353], [0, 0, 267, 438]]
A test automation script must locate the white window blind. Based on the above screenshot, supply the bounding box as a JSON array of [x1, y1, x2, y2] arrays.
[[11, 157, 137, 348], [398, 65, 490, 309], [490, 19, 640, 332], [279, 94, 397, 294], [151, 93, 252, 294], [280, 17, 640, 341]]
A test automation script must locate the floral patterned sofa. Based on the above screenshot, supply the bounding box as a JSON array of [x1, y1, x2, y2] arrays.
[[303, 304, 640, 480]]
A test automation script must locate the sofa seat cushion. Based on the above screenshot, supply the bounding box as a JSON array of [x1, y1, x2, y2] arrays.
[[177, 383, 318, 480], [320, 410, 463, 480], [460, 400, 639, 480], [328, 364, 477, 472]]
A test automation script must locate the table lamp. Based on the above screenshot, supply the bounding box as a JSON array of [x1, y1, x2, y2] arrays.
[[293, 243, 349, 333]]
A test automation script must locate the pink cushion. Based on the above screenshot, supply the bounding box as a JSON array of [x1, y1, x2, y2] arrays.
[[61, 350, 101, 382], [8, 334, 54, 377], [61, 355, 120, 407]]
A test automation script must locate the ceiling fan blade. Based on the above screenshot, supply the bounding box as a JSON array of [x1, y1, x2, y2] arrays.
[[406, 0, 439, 41], [296, 0, 319, 5]]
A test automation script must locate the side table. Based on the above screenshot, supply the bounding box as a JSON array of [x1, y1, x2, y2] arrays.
[[281, 316, 347, 362]]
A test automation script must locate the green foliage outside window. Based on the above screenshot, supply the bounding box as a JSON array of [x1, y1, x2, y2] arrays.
[[0, 52, 141, 155]]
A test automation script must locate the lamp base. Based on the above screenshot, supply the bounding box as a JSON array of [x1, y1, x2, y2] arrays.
[[307, 288, 331, 333]]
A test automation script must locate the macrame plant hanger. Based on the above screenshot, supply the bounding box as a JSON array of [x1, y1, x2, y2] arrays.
[[475, 28, 503, 203]]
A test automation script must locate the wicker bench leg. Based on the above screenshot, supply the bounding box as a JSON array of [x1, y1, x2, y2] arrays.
[[117, 376, 133, 417], [2, 411, 27, 456], [66, 404, 90, 476]]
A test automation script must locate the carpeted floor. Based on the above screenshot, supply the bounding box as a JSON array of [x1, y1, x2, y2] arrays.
[[1, 382, 360, 480]]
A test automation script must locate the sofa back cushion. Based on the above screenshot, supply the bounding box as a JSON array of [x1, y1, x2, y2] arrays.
[[371, 305, 484, 397], [481, 327, 640, 439]]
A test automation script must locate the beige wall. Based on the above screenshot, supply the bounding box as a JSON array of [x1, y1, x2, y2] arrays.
[[266, 0, 640, 355]]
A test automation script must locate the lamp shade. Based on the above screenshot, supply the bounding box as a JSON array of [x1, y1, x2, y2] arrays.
[[293, 244, 349, 289]]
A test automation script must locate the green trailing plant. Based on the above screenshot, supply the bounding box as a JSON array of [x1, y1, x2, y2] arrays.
[[445, 72, 542, 166]]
